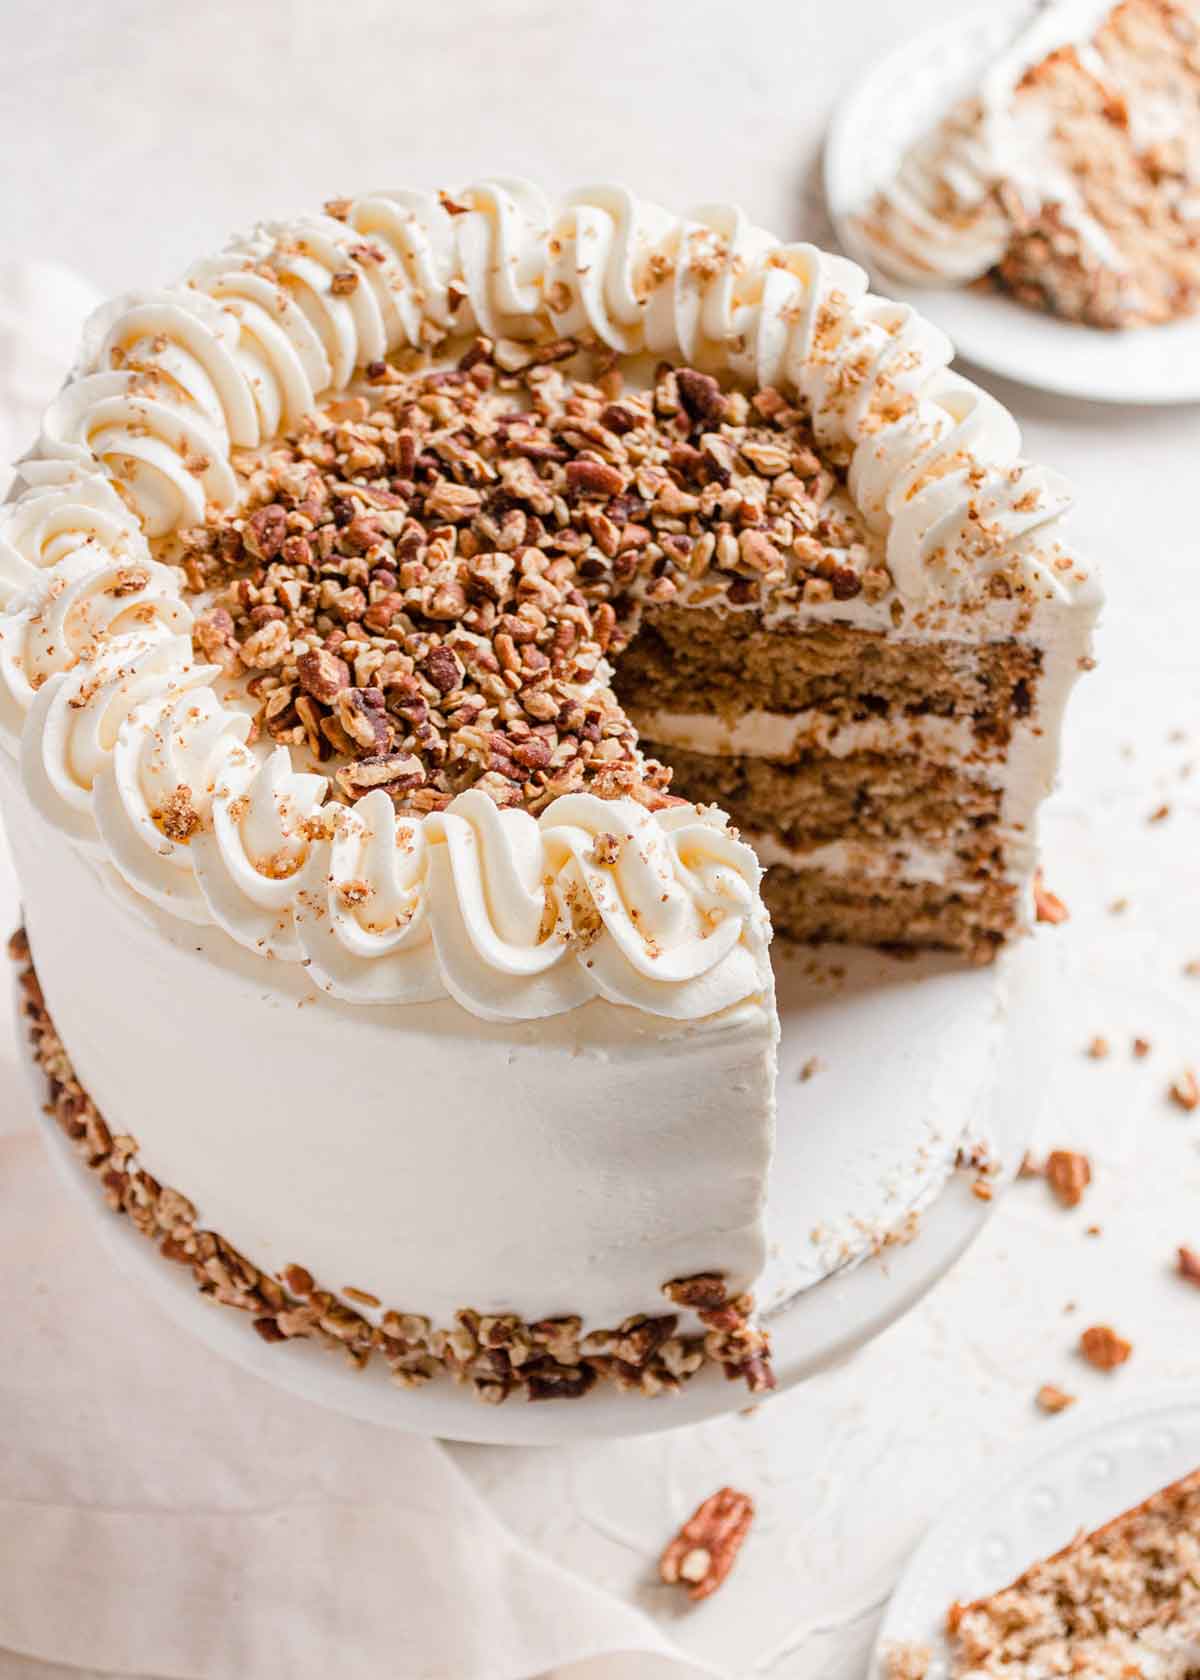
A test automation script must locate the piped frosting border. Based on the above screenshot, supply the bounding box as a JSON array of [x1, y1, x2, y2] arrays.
[[0, 179, 1096, 1020]]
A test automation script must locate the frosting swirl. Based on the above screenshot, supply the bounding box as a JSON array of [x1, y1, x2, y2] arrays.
[[0, 177, 1095, 1019]]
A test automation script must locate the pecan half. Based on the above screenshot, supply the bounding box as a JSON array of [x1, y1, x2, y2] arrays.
[[659, 1487, 754, 1602]]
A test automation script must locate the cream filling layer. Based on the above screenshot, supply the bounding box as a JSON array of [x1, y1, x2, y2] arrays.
[[744, 830, 976, 892], [633, 705, 999, 773]]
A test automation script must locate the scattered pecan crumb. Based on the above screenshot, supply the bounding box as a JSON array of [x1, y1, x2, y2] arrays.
[[590, 831, 622, 867], [1185, 959, 1200, 977], [1080, 1324, 1132, 1371], [1109, 897, 1129, 915], [971, 1180, 993, 1202], [1170, 1070, 1199, 1112], [1177, 1246, 1200, 1286], [1148, 803, 1172, 823], [1085, 1035, 1109, 1060], [1132, 1036, 1152, 1059], [1036, 1383, 1076, 1414], [798, 1056, 822, 1082], [658, 1487, 754, 1602], [1045, 1149, 1092, 1209], [1085, 1224, 1102, 1237], [1033, 872, 1069, 925], [882, 1645, 931, 1680], [1018, 1151, 1043, 1180]]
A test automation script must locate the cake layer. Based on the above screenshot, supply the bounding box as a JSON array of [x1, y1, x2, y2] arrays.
[[616, 609, 1042, 748], [760, 864, 1017, 956], [639, 741, 1004, 849]]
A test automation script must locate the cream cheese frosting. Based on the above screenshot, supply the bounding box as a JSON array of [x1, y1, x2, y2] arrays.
[[0, 179, 1098, 1023]]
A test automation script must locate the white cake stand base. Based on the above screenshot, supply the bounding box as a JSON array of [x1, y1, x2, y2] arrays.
[[18, 929, 1052, 1445]]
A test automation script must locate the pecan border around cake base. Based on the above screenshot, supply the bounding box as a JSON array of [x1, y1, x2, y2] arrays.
[[10, 927, 774, 1405]]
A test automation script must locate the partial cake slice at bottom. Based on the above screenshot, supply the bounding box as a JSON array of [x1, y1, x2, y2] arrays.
[[946, 1468, 1200, 1677]]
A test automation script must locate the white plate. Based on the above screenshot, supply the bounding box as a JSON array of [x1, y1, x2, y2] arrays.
[[871, 1390, 1200, 1677], [17, 932, 1052, 1445], [824, 5, 1200, 406]]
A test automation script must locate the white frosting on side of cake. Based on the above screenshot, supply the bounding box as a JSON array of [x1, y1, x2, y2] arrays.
[[0, 179, 1098, 1020], [5, 768, 775, 1330]]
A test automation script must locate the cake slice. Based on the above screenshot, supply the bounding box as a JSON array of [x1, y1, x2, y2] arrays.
[[946, 1468, 1200, 1676], [856, 0, 1200, 328]]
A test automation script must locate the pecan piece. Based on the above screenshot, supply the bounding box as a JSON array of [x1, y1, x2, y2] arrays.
[[334, 753, 426, 797], [1170, 1069, 1199, 1112], [565, 459, 625, 499], [243, 503, 288, 561], [421, 645, 464, 695], [1035, 1383, 1076, 1414], [659, 1487, 754, 1602], [1079, 1324, 1132, 1371], [1045, 1149, 1092, 1209], [239, 618, 290, 670], [335, 687, 391, 754], [1033, 871, 1069, 925], [675, 368, 726, 425], [663, 1273, 728, 1310], [296, 648, 351, 704]]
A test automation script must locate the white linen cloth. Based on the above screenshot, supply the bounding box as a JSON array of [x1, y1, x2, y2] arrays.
[[2, 26, 1200, 1665]]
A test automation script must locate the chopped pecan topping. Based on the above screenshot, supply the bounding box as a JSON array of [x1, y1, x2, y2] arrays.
[[180, 346, 884, 819], [1036, 1383, 1076, 1414]]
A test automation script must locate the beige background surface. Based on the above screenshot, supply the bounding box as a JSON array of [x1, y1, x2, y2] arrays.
[[2, 2, 1200, 1678]]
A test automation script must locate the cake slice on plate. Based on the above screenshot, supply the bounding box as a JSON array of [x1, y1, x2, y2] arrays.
[[946, 1468, 1200, 1676], [856, 0, 1200, 328]]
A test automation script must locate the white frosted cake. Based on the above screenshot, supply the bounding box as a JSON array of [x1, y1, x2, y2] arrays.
[[0, 180, 1099, 1403]]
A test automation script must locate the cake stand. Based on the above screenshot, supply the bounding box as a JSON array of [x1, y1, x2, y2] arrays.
[[20, 934, 1050, 1445]]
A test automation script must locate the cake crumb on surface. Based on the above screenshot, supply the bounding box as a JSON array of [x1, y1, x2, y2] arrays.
[[881, 1642, 931, 1680], [1085, 1034, 1109, 1060], [1132, 1035, 1152, 1059]]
